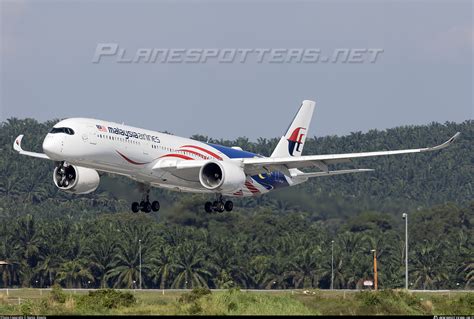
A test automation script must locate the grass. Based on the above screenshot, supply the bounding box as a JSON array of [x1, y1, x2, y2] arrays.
[[0, 288, 472, 315]]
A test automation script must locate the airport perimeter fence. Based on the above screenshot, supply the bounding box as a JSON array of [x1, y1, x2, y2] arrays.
[[1, 287, 472, 305]]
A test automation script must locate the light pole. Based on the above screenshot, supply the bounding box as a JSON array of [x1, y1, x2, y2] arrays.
[[371, 249, 377, 291], [331, 240, 334, 290], [402, 213, 408, 290], [139, 239, 142, 290]]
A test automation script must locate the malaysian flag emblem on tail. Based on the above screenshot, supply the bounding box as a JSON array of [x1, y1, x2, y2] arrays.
[[96, 125, 107, 132]]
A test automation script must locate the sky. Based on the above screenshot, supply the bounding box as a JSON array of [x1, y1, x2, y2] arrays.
[[1, 0, 472, 140]]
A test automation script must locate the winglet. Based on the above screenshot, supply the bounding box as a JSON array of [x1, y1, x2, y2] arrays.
[[423, 132, 461, 152], [13, 135, 24, 152], [13, 134, 50, 159]]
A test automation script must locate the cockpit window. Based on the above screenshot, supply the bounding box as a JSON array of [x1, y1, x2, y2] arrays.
[[50, 127, 75, 135]]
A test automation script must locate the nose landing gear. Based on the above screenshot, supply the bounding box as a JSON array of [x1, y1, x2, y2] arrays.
[[131, 185, 160, 213], [205, 195, 233, 213]]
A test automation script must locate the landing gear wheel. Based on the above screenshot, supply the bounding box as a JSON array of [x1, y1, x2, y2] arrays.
[[151, 201, 160, 212], [131, 202, 140, 213], [224, 200, 233, 212], [216, 202, 225, 213], [205, 202, 213, 213], [206, 195, 233, 213], [133, 184, 160, 213], [141, 201, 152, 213]]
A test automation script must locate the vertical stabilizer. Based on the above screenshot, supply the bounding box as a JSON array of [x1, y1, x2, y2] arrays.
[[270, 100, 315, 158]]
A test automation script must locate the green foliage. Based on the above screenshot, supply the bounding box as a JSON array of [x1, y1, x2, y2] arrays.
[[0, 118, 472, 291], [355, 290, 426, 314], [0, 289, 473, 315], [177, 287, 212, 314], [198, 289, 316, 315], [19, 299, 34, 315], [49, 284, 66, 303], [357, 290, 382, 306], [429, 292, 474, 315], [179, 287, 212, 304], [458, 293, 474, 308], [79, 289, 136, 309]]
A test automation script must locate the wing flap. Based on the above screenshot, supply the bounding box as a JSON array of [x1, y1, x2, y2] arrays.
[[293, 168, 374, 178]]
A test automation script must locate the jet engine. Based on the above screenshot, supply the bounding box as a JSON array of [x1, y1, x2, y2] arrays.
[[53, 162, 100, 194], [199, 161, 246, 192]]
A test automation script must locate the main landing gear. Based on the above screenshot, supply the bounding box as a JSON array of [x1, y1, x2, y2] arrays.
[[204, 195, 233, 213], [131, 186, 160, 213]]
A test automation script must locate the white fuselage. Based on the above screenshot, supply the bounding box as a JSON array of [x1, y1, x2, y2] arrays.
[[42, 118, 297, 197]]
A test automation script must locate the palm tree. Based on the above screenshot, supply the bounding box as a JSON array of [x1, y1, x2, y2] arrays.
[[34, 254, 63, 287], [453, 231, 473, 289], [85, 236, 117, 288], [247, 255, 271, 289], [17, 161, 50, 203], [286, 248, 322, 288], [34, 220, 75, 287], [106, 244, 140, 289], [362, 230, 398, 289], [0, 260, 21, 287], [383, 236, 405, 289], [461, 262, 473, 288], [411, 241, 449, 289], [261, 257, 289, 289], [149, 245, 176, 289], [335, 232, 371, 289], [56, 259, 94, 288], [171, 242, 213, 288], [105, 238, 154, 289], [207, 236, 250, 289], [12, 215, 41, 286], [331, 256, 348, 289], [0, 161, 23, 197]]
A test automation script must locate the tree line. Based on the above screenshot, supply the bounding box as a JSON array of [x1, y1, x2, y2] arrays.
[[0, 118, 472, 289]]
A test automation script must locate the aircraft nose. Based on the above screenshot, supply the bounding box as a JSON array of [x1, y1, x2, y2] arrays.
[[42, 134, 62, 159]]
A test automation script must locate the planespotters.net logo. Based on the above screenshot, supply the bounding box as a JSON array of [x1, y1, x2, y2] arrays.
[[92, 43, 384, 64]]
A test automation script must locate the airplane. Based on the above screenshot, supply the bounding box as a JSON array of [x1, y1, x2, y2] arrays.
[[13, 100, 460, 213]]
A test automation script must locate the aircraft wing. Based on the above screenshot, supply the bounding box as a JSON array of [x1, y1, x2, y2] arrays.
[[238, 132, 460, 176]]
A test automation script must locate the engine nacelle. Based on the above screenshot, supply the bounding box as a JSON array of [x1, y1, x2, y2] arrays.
[[199, 161, 246, 193], [53, 162, 100, 194]]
